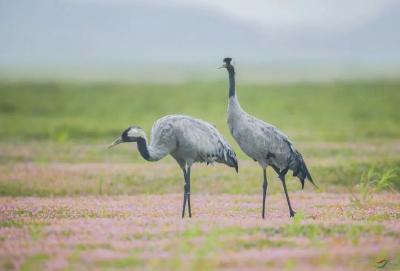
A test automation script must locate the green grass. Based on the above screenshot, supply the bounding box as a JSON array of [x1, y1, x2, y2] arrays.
[[0, 79, 399, 196], [20, 254, 48, 271], [96, 256, 141, 270], [0, 80, 399, 142], [1, 79, 399, 271], [0, 156, 398, 196]]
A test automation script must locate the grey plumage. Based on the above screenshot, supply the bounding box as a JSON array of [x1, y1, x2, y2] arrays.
[[148, 115, 238, 170], [220, 57, 316, 218], [109, 114, 238, 218], [228, 101, 314, 187]]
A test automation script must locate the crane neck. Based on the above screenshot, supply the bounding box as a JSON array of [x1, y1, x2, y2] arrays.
[[136, 137, 151, 161], [227, 66, 244, 116], [227, 67, 235, 98], [136, 135, 166, 162]]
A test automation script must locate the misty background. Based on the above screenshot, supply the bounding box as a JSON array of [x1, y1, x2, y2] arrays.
[[1, 0, 399, 82]]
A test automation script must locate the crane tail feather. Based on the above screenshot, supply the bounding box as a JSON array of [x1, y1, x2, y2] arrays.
[[226, 149, 238, 173], [305, 164, 318, 189], [230, 154, 239, 173], [291, 150, 317, 189]]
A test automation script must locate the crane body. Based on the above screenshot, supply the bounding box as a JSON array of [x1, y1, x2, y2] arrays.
[[109, 114, 238, 218], [220, 57, 316, 218]]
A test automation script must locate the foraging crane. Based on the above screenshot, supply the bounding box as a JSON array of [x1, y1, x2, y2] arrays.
[[108, 114, 238, 218], [219, 57, 316, 218]]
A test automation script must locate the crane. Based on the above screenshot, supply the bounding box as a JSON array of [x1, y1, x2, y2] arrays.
[[108, 114, 238, 218], [219, 57, 316, 218]]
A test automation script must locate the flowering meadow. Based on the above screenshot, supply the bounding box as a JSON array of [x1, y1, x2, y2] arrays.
[[1, 193, 399, 271], [0, 81, 399, 270]]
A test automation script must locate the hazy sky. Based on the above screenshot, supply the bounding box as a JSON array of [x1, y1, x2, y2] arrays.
[[75, 0, 397, 30], [159, 0, 396, 28], [1, 0, 399, 68]]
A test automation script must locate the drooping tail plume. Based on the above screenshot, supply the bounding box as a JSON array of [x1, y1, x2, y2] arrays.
[[291, 150, 317, 189]]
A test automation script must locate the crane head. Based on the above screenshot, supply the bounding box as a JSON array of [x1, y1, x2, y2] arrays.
[[218, 57, 234, 69], [223, 57, 232, 64], [108, 126, 145, 148]]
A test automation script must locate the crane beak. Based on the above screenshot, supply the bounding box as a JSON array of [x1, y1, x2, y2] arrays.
[[217, 64, 226, 69], [108, 137, 123, 149]]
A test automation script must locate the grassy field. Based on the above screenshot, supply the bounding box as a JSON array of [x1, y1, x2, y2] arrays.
[[0, 79, 399, 270], [0, 80, 400, 142]]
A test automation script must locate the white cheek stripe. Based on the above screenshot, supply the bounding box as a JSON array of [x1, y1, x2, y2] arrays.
[[128, 129, 138, 137], [128, 129, 145, 138]]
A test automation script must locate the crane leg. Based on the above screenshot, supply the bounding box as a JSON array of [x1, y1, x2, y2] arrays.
[[280, 174, 296, 217], [181, 169, 188, 218], [262, 168, 268, 219], [181, 166, 192, 218], [187, 166, 192, 218]]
